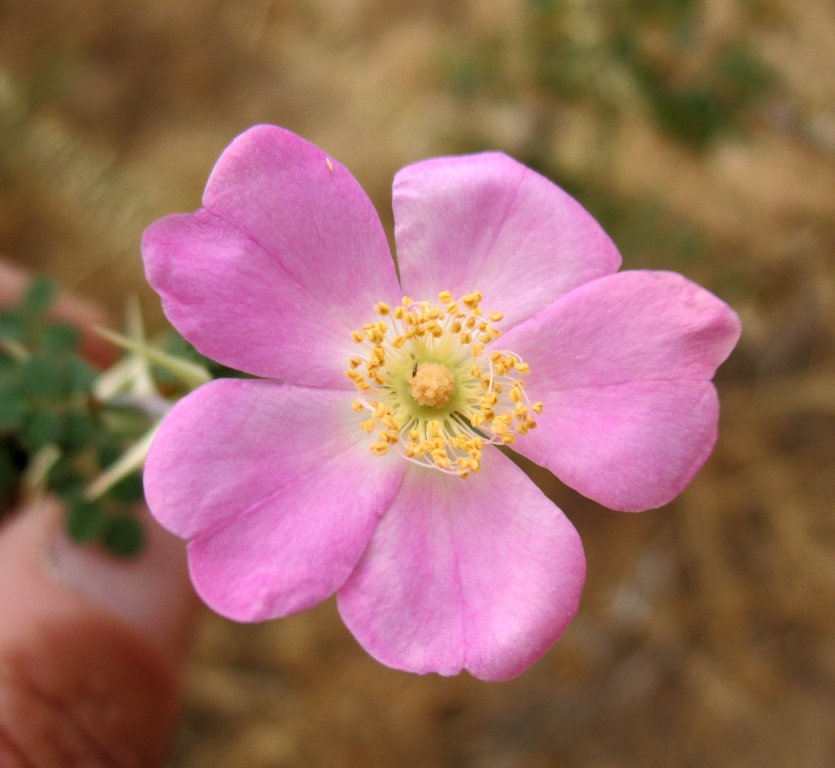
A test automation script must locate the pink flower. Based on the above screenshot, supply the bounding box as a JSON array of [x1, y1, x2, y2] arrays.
[[142, 125, 740, 681]]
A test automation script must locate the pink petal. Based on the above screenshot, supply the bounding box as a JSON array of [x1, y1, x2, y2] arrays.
[[337, 449, 586, 681], [144, 379, 404, 621], [143, 125, 400, 387], [393, 153, 621, 328], [501, 271, 742, 512]]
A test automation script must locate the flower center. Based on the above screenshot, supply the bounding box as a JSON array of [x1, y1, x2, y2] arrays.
[[346, 290, 542, 478], [409, 363, 455, 408]]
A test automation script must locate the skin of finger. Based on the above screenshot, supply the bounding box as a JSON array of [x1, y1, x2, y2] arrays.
[[0, 501, 183, 767]]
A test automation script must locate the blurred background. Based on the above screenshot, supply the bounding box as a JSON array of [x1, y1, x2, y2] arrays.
[[1, 0, 834, 765]]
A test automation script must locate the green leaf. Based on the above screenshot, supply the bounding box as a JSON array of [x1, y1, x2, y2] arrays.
[[0, 309, 25, 344], [67, 499, 105, 542], [24, 276, 57, 316], [67, 357, 97, 394], [0, 378, 28, 431], [66, 411, 94, 450], [43, 323, 80, 352], [22, 410, 64, 451], [0, 440, 22, 507], [46, 458, 85, 497], [101, 514, 144, 558], [108, 472, 145, 504], [20, 353, 64, 399]]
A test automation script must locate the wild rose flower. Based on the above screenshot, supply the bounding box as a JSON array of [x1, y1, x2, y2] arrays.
[[142, 125, 740, 681]]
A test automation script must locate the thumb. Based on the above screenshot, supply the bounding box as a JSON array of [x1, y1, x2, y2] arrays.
[[0, 498, 200, 767]]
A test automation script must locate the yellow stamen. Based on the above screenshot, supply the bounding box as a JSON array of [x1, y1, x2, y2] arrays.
[[346, 290, 540, 476]]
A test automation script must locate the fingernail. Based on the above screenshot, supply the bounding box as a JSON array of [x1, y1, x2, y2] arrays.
[[50, 505, 200, 663]]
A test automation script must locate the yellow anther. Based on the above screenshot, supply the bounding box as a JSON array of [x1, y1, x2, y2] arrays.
[[532, 402, 544, 414], [351, 291, 538, 477], [491, 418, 508, 434]]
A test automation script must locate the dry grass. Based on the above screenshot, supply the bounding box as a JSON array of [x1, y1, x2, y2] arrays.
[[1, 0, 833, 765]]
